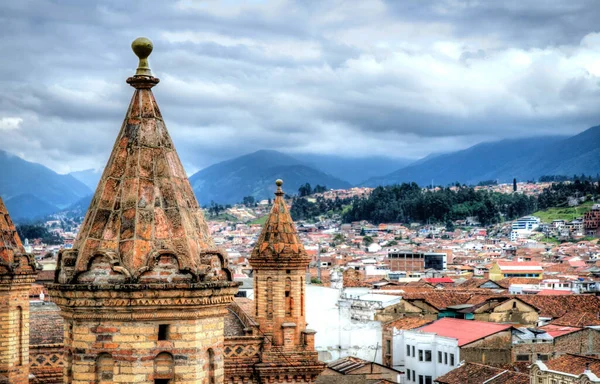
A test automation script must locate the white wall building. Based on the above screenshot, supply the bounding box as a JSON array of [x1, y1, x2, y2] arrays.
[[306, 285, 397, 364]]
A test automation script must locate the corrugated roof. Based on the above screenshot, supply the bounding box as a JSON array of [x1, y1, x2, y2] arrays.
[[417, 318, 512, 346]]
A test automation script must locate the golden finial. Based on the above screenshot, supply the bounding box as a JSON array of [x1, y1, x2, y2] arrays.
[[131, 37, 153, 76], [275, 179, 284, 195]]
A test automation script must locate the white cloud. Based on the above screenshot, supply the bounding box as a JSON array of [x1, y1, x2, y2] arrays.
[[0, 117, 23, 131]]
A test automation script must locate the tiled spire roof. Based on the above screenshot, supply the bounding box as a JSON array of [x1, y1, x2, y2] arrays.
[[62, 38, 221, 283], [0, 197, 35, 275], [249, 180, 310, 269]]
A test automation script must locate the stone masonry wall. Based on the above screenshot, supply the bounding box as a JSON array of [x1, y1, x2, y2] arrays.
[[65, 316, 225, 384], [0, 280, 32, 384]]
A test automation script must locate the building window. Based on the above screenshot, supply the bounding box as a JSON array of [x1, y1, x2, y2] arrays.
[[438, 351, 442, 363], [16, 306, 22, 366], [418, 349, 423, 361], [425, 350, 432, 362], [419, 375, 424, 384], [516, 354, 530, 362], [267, 277, 273, 319], [539, 355, 549, 361], [158, 324, 169, 341], [406, 345, 411, 356], [285, 277, 292, 316], [444, 352, 448, 364], [407, 370, 411, 380], [386, 339, 391, 358], [450, 353, 455, 366], [425, 376, 432, 384], [96, 353, 113, 383], [412, 346, 415, 357]]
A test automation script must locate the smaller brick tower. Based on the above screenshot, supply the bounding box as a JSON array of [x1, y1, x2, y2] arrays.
[[249, 180, 325, 383], [0, 198, 37, 384]]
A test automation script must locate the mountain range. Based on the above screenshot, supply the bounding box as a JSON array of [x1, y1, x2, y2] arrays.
[[189, 150, 352, 205], [363, 125, 600, 187], [2, 125, 600, 220], [0, 150, 91, 220]]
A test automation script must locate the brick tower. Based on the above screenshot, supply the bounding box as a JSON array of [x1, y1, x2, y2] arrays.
[[249, 180, 325, 383], [47, 38, 238, 384], [0, 198, 37, 384]]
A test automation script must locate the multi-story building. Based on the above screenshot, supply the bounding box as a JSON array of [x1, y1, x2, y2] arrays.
[[584, 204, 600, 236], [387, 250, 447, 273]]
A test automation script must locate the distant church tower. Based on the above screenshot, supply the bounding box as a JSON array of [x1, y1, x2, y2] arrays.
[[249, 180, 325, 383], [0, 198, 37, 384], [48, 38, 237, 384]]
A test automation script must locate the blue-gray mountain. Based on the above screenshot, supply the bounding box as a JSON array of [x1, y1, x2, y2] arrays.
[[0, 150, 91, 210], [189, 150, 352, 205], [294, 154, 411, 185], [362, 125, 600, 187]]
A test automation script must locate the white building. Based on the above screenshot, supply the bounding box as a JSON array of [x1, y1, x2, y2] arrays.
[[306, 285, 400, 364], [391, 318, 513, 383]]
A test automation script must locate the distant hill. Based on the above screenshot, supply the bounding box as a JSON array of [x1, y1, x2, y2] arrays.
[[362, 135, 570, 187], [189, 150, 351, 205], [69, 168, 103, 190], [4, 194, 59, 222], [294, 154, 412, 185], [0, 150, 92, 210]]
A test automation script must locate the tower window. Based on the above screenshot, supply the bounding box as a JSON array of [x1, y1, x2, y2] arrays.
[[158, 324, 169, 341], [286, 269, 291, 274]]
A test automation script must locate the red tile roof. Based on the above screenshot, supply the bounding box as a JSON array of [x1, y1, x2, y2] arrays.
[[544, 354, 600, 377], [537, 289, 572, 295], [551, 311, 600, 327], [435, 363, 528, 384], [418, 318, 512, 346], [539, 324, 582, 337], [423, 277, 455, 284]]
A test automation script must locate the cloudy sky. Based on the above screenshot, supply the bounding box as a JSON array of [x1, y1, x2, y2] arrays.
[[2, 0, 600, 174]]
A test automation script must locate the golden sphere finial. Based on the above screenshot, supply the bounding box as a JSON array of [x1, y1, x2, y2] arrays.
[[275, 179, 283, 187], [131, 37, 153, 76]]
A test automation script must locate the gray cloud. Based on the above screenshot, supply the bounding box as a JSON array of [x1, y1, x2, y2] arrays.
[[1, 0, 600, 174]]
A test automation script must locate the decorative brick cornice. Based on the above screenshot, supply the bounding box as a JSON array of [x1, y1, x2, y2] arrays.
[[48, 280, 239, 320]]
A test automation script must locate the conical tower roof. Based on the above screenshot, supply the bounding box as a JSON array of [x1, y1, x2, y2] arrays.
[[0, 197, 35, 275], [59, 38, 224, 284], [249, 180, 310, 269]]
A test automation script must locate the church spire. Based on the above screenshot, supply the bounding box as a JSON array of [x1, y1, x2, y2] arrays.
[[55, 37, 222, 284], [250, 180, 311, 269]]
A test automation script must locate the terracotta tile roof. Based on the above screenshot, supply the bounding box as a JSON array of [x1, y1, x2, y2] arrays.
[[384, 316, 433, 330], [435, 362, 528, 384], [418, 318, 512, 346], [537, 289, 572, 295], [458, 278, 498, 289], [29, 302, 64, 345], [518, 295, 600, 318], [402, 291, 472, 310], [544, 354, 600, 377], [496, 277, 541, 288], [60, 44, 224, 284], [249, 180, 310, 269], [551, 311, 600, 327]]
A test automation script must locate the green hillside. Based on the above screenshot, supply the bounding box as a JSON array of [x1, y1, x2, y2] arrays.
[[533, 200, 594, 223]]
